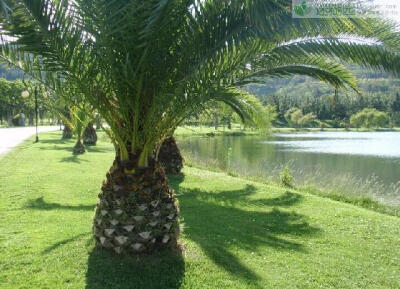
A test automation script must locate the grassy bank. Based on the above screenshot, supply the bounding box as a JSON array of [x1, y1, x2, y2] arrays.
[[176, 125, 400, 216], [175, 125, 262, 137], [183, 155, 400, 218], [174, 125, 400, 137], [1, 131, 400, 288]]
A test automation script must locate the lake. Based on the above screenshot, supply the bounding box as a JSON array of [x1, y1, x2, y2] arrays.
[[177, 132, 400, 204]]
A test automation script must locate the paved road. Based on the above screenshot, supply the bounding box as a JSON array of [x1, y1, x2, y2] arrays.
[[0, 126, 60, 156]]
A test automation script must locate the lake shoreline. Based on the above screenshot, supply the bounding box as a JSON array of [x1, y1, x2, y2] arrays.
[[174, 125, 400, 138], [272, 127, 400, 133], [176, 126, 400, 217], [182, 156, 400, 218]]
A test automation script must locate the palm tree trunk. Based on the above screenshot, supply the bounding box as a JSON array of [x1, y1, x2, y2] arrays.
[[93, 152, 180, 254], [73, 138, 85, 155], [62, 124, 73, 139], [83, 123, 97, 145], [158, 137, 183, 175]]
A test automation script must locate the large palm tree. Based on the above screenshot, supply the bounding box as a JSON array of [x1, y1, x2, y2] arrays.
[[1, 0, 400, 254]]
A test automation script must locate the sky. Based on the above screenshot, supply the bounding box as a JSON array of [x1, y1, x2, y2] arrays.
[[373, 0, 400, 22]]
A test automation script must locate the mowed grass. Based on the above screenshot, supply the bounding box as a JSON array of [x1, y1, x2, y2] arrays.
[[0, 132, 399, 289], [175, 125, 261, 137]]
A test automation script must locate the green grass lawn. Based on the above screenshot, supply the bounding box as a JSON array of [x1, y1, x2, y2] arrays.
[[0, 132, 399, 289], [175, 125, 262, 137]]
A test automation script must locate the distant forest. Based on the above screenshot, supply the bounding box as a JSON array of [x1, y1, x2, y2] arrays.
[[245, 66, 400, 126]]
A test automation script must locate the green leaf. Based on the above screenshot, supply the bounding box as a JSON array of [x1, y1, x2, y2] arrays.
[[294, 5, 304, 16]]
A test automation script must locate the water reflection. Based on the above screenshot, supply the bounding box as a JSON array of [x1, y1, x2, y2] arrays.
[[267, 132, 400, 158], [177, 132, 400, 203]]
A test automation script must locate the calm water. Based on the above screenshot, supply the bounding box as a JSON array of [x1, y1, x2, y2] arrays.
[[177, 132, 400, 203]]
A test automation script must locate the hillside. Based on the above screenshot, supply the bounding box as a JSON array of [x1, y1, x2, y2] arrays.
[[245, 67, 400, 122]]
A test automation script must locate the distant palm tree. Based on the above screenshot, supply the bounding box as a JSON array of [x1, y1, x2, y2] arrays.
[[1, 0, 400, 254], [158, 136, 184, 175], [83, 122, 97, 146], [59, 104, 93, 154]]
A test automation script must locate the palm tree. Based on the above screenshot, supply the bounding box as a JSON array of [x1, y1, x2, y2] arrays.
[[58, 104, 94, 154], [61, 109, 73, 139], [83, 122, 98, 146], [1, 0, 400, 254], [62, 124, 73, 139], [159, 91, 277, 174], [158, 136, 184, 175]]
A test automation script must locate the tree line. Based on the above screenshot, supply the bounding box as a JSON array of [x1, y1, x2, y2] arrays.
[[0, 78, 59, 126], [246, 68, 400, 128]]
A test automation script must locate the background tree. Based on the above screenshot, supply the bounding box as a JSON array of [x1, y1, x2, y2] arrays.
[[350, 108, 390, 128], [247, 67, 400, 127], [0, 78, 30, 125]]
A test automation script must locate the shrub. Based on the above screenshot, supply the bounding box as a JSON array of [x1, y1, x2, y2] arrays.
[[350, 108, 389, 128], [285, 108, 316, 128], [298, 112, 316, 127]]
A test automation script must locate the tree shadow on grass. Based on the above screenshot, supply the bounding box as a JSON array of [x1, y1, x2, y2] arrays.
[[39, 138, 73, 145], [85, 146, 115, 153], [30, 195, 185, 288], [168, 175, 320, 283], [24, 197, 95, 211], [59, 155, 90, 163], [39, 145, 74, 152], [85, 247, 185, 289], [34, 172, 318, 288], [42, 232, 91, 254], [39, 144, 114, 154]]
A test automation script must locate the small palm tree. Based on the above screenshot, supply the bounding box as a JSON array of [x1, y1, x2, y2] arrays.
[[159, 91, 277, 174], [83, 122, 97, 146], [1, 0, 400, 254], [158, 136, 184, 175], [60, 108, 73, 139], [58, 104, 93, 154]]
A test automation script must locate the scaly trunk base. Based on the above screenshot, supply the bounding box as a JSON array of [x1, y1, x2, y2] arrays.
[[93, 154, 180, 255], [83, 123, 98, 145], [73, 139, 85, 155], [62, 125, 73, 139], [158, 137, 183, 175]]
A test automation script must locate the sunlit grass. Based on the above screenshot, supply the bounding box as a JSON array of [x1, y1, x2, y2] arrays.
[[175, 124, 262, 137], [1, 131, 400, 288]]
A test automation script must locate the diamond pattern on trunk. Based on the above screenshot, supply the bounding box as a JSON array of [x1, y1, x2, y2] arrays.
[[92, 154, 180, 254]]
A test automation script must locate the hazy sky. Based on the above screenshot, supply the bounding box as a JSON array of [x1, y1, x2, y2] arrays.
[[371, 0, 400, 22]]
